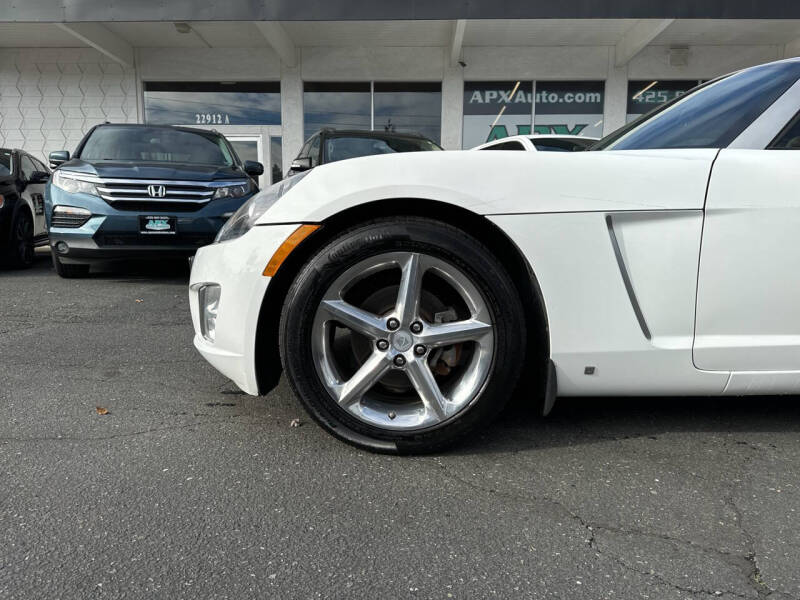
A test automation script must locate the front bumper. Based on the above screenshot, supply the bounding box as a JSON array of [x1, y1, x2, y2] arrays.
[[45, 185, 255, 264], [189, 223, 300, 395]]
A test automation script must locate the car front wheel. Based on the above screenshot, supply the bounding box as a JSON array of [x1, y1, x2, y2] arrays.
[[279, 217, 526, 453], [6, 208, 34, 268]]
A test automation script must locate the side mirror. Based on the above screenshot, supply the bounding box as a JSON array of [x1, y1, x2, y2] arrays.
[[49, 150, 70, 168], [290, 157, 312, 172], [29, 170, 50, 184], [244, 160, 264, 177]]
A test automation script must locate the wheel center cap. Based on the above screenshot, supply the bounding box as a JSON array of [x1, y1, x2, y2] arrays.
[[391, 331, 413, 352]]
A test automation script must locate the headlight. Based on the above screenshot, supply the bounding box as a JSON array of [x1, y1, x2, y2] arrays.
[[212, 180, 253, 199], [215, 172, 309, 243], [52, 170, 99, 196]]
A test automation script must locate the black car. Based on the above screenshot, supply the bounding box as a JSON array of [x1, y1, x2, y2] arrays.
[[286, 128, 442, 177], [0, 148, 50, 268]]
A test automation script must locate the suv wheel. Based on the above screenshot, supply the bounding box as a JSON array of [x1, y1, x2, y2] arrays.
[[52, 253, 90, 278]]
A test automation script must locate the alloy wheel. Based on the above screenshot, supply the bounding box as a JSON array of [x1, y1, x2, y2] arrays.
[[311, 251, 494, 430]]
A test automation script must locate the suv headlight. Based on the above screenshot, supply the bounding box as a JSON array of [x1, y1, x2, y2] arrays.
[[215, 172, 309, 243], [52, 170, 99, 196], [212, 180, 253, 200]]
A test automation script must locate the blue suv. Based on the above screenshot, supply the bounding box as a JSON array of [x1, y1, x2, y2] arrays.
[[45, 124, 262, 277]]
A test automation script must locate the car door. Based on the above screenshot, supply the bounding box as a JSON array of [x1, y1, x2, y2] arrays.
[[18, 154, 47, 238], [694, 113, 800, 372]]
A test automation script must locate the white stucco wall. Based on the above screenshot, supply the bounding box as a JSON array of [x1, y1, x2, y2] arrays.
[[0, 41, 789, 163], [0, 48, 137, 161]]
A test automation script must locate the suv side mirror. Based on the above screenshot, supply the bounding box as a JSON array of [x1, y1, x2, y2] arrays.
[[244, 160, 264, 177], [49, 150, 70, 168], [290, 157, 312, 172], [29, 170, 50, 184]]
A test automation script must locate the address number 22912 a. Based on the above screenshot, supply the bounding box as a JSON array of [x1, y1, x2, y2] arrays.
[[195, 113, 231, 125]]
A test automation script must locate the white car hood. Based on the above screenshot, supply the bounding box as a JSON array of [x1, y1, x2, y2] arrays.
[[257, 148, 719, 225]]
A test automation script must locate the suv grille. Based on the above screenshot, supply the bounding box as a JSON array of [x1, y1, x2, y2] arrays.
[[94, 178, 244, 212]]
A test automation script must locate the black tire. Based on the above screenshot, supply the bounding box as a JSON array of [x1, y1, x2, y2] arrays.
[[279, 217, 527, 454], [6, 208, 35, 268], [52, 253, 90, 278]]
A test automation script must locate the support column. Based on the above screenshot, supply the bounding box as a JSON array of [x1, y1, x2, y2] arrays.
[[441, 64, 464, 150], [602, 47, 628, 137], [280, 61, 303, 172]]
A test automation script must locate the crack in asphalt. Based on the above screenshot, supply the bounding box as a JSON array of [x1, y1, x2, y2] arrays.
[[429, 456, 799, 600], [720, 442, 781, 599]]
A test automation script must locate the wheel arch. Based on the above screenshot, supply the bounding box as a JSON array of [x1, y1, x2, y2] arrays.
[[254, 198, 551, 408]]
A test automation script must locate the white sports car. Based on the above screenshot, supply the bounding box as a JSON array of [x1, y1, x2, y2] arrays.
[[190, 58, 800, 453]]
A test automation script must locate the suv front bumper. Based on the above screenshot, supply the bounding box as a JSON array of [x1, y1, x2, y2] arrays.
[[45, 185, 256, 264]]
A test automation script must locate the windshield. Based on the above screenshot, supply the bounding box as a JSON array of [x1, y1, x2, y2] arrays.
[[0, 151, 11, 176], [594, 60, 800, 151], [325, 136, 441, 163], [78, 127, 236, 166]]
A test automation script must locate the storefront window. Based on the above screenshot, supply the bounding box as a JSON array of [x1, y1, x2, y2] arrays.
[[143, 82, 280, 126], [626, 80, 699, 123], [303, 82, 442, 143], [462, 81, 605, 148], [373, 82, 442, 143], [462, 81, 533, 149], [270, 136, 282, 183], [303, 82, 371, 140], [533, 81, 605, 138]]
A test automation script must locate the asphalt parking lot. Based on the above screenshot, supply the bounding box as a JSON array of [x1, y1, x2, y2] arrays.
[[1, 252, 800, 600]]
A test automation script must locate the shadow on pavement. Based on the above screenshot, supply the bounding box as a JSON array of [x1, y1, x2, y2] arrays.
[[0, 248, 191, 282], [452, 393, 800, 456]]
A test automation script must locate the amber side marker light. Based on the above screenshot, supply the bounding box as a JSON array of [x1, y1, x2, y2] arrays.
[[263, 224, 320, 277]]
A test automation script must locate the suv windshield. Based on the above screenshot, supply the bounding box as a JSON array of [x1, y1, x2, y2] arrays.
[[595, 60, 800, 151], [325, 136, 441, 163], [0, 150, 11, 176], [78, 127, 235, 166]]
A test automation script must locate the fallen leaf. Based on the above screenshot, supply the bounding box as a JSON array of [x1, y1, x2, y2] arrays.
[[290, 418, 301, 428], [95, 406, 109, 415]]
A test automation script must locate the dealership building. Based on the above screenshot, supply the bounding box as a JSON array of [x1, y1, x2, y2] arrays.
[[1, 1, 799, 186]]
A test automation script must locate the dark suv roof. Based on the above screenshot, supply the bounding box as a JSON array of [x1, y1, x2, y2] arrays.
[[88, 123, 224, 137], [318, 128, 440, 144]]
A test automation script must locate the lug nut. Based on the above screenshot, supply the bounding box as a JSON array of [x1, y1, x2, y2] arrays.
[[387, 317, 400, 330], [414, 344, 427, 356], [410, 321, 423, 334], [393, 355, 406, 367], [376, 339, 389, 351]]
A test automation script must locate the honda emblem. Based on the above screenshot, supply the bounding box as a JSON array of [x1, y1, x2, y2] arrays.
[[147, 184, 166, 198]]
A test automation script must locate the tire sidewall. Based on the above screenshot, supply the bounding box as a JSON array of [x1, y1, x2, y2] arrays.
[[9, 208, 34, 268], [279, 218, 525, 453]]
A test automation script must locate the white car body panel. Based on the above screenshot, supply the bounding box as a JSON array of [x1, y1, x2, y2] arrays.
[[259, 148, 718, 224], [490, 211, 729, 395], [190, 223, 298, 395], [695, 149, 800, 373]]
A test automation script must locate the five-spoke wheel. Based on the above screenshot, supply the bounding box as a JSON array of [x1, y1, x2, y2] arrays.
[[311, 251, 494, 430], [280, 217, 526, 453]]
